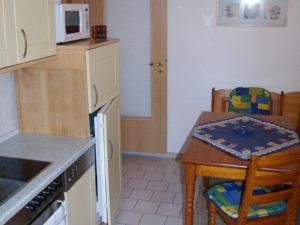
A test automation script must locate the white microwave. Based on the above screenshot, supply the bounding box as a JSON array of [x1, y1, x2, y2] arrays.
[[55, 4, 90, 43]]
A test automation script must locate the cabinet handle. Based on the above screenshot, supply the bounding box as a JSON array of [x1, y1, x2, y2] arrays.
[[93, 84, 98, 108], [21, 29, 28, 58], [108, 140, 114, 160]]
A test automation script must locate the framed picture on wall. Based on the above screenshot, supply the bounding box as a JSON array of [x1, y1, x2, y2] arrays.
[[217, 0, 288, 26]]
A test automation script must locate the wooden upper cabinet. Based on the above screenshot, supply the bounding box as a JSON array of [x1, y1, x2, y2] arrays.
[[14, 0, 56, 63], [0, 0, 18, 68], [86, 43, 120, 113], [0, 0, 56, 70]]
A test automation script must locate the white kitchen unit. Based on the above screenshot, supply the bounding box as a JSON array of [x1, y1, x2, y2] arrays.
[[95, 97, 122, 225], [0, 0, 56, 69]]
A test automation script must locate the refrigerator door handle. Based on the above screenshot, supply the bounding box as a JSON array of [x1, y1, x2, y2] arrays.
[[108, 140, 114, 160]]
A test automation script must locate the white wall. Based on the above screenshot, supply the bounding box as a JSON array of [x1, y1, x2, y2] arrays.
[[0, 72, 18, 141], [168, 0, 300, 153]]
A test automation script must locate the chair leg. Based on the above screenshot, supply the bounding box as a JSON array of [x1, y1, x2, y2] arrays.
[[203, 176, 210, 189], [208, 201, 217, 225]]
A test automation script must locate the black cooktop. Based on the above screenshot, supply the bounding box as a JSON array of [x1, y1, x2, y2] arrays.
[[0, 156, 50, 206]]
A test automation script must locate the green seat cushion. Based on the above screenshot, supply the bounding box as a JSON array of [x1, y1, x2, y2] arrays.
[[228, 87, 271, 115], [207, 181, 286, 220]]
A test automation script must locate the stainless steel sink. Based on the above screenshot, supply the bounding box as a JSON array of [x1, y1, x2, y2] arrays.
[[0, 156, 50, 206]]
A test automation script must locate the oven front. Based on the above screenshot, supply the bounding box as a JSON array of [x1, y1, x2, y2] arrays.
[[6, 175, 66, 225]]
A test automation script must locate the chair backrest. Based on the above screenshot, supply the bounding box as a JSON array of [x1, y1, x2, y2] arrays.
[[238, 151, 300, 224], [282, 92, 300, 126], [228, 87, 272, 115], [211, 88, 231, 112], [297, 109, 300, 136], [270, 91, 284, 116], [211, 87, 284, 116]]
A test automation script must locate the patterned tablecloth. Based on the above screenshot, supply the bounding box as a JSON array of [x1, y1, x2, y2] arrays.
[[193, 115, 299, 160]]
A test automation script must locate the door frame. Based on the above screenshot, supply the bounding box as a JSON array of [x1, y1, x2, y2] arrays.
[[121, 0, 167, 153]]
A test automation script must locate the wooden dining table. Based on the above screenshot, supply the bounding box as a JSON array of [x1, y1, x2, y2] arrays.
[[181, 111, 300, 225]]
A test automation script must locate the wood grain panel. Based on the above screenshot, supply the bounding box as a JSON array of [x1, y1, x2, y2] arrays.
[[25, 49, 86, 70], [87, 0, 104, 26], [121, 0, 167, 153], [0, 56, 56, 74], [16, 68, 90, 138], [282, 92, 300, 125]]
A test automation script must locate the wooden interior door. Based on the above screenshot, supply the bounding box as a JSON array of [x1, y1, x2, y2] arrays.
[[121, 0, 167, 153]]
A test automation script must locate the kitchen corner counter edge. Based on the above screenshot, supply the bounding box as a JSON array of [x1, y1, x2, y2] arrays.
[[56, 38, 120, 50], [0, 133, 95, 225]]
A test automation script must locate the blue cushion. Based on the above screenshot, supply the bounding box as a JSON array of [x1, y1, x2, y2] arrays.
[[207, 181, 286, 220]]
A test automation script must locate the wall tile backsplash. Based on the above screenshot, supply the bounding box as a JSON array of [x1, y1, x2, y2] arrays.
[[0, 72, 18, 140]]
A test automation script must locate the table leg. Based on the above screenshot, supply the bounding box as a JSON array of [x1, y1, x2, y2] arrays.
[[184, 164, 196, 225]]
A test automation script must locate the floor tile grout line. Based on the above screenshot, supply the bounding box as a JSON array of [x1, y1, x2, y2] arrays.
[[126, 187, 134, 199], [155, 201, 162, 214], [144, 179, 150, 190], [163, 216, 169, 225], [131, 199, 139, 212]]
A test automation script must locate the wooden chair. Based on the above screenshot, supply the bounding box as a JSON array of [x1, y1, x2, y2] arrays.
[[297, 108, 300, 136], [204, 88, 284, 189], [207, 151, 300, 225], [211, 88, 231, 113], [211, 87, 284, 116], [282, 92, 300, 136]]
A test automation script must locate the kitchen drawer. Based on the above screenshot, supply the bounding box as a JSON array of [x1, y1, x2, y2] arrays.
[[86, 43, 120, 113]]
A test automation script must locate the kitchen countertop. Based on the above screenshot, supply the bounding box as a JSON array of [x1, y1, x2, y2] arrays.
[[56, 38, 119, 50], [0, 133, 95, 225]]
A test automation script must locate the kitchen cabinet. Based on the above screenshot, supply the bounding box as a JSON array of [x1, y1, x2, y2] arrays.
[[0, 0, 18, 68], [16, 39, 120, 138], [86, 44, 119, 113], [0, 0, 56, 70], [95, 97, 122, 224], [15, 39, 121, 224], [14, 0, 56, 63], [65, 165, 97, 225], [103, 97, 122, 224]]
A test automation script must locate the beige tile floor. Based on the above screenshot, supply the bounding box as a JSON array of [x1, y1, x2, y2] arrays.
[[114, 156, 185, 225], [115, 155, 300, 225]]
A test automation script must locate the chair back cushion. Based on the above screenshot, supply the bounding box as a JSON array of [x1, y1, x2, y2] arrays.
[[228, 87, 271, 115]]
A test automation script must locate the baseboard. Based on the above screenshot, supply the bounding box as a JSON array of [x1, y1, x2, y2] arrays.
[[122, 150, 181, 159], [0, 129, 19, 143]]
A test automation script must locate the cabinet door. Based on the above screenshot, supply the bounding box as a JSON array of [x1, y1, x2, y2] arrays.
[[86, 43, 120, 113], [65, 165, 97, 225], [14, 0, 56, 63], [103, 97, 122, 224], [0, 0, 18, 68]]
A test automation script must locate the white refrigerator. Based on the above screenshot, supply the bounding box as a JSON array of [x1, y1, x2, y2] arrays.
[[94, 97, 122, 225]]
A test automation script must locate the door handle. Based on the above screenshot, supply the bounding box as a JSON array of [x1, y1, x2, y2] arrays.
[[149, 61, 165, 67], [21, 29, 28, 58], [93, 84, 98, 108], [108, 140, 114, 160]]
